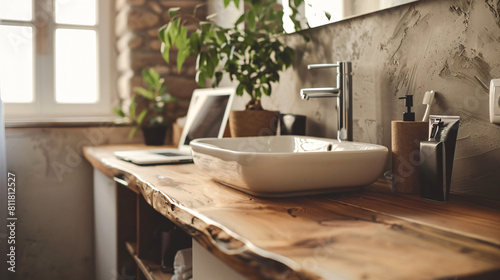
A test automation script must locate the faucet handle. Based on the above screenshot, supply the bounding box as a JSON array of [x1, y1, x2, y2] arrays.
[[307, 63, 340, 69]]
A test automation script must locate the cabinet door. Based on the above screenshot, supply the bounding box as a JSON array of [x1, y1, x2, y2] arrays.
[[94, 169, 117, 280]]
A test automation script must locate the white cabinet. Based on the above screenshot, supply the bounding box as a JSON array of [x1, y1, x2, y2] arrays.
[[93, 169, 117, 280]]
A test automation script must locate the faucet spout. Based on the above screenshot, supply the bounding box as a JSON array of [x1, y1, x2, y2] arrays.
[[300, 87, 340, 100], [299, 61, 353, 141]]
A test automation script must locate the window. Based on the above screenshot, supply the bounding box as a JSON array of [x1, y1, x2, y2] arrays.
[[282, 0, 344, 32], [0, 0, 113, 119]]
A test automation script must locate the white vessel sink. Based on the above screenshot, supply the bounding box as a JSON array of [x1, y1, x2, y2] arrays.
[[190, 136, 388, 197]]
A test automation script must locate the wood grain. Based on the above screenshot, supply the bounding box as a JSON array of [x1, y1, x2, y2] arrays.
[[84, 145, 500, 280]]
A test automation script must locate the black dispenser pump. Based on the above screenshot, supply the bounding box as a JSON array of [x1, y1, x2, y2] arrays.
[[399, 95, 415, 121]]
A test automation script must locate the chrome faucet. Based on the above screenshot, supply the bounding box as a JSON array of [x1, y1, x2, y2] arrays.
[[300, 61, 353, 141]]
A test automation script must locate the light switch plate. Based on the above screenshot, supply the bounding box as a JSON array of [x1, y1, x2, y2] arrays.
[[490, 79, 500, 124]]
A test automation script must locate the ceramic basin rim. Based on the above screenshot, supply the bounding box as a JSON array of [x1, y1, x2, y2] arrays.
[[190, 136, 388, 156], [190, 136, 389, 197]]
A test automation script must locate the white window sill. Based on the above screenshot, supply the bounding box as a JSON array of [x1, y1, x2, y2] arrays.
[[5, 116, 126, 128]]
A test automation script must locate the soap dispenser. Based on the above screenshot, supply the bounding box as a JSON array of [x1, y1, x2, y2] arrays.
[[391, 95, 428, 193]]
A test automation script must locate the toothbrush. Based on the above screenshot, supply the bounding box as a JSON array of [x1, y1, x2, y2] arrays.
[[422, 90, 435, 122]]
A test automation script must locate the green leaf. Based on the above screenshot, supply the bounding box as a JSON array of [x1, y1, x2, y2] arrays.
[[129, 98, 136, 119], [236, 84, 245, 96], [137, 109, 148, 125], [160, 18, 182, 64], [224, 0, 231, 7], [134, 87, 154, 100], [128, 126, 138, 139], [293, 0, 302, 7], [158, 24, 167, 43], [167, 18, 181, 47], [168, 7, 181, 19], [158, 85, 168, 96], [189, 32, 201, 53], [195, 71, 206, 87], [267, 8, 276, 22], [177, 47, 191, 73], [233, 0, 241, 9], [196, 52, 208, 70], [210, 53, 220, 78], [160, 93, 176, 103], [215, 71, 223, 86], [234, 14, 245, 26], [142, 68, 160, 89], [215, 30, 227, 45], [255, 87, 261, 99], [113, 107, 125, 117], [283, 46, 294, 67], [248, 10, 256, 31], [263, 82, 272, 96], [174, 25, 189, 51], [161, 41, 171, 64], [206, 57, 216, 78], [244, 83, 253, 98], [251, 0, 262, 9], [175, 25, 191, 72], [325, 11, 331, 20], [200, 22, 211, 37]]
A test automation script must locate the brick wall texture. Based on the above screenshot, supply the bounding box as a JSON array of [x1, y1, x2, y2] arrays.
[[115, 0, 207, 121]]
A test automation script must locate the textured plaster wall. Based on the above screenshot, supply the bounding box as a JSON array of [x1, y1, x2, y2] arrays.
[[236, 0, 500, 198], [4, 125, 142, 279]]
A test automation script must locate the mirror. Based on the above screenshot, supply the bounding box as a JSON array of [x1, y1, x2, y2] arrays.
[[283, 0, 420, 33]]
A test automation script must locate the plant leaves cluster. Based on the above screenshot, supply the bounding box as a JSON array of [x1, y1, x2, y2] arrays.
[[158, 0, 306, 110], [114, 68, 176, 138]]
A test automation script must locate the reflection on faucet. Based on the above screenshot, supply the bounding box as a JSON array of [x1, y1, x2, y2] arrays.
[[300, 87, 340, 100], [300, 61, 352, 141]]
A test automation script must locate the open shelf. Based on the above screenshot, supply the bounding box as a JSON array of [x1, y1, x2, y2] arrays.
[[115, 181, 191, 280], [90, 170, 194, 280], [125, 242, 173, 280]]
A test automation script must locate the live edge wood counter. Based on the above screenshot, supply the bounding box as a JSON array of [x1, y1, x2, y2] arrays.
[[83, 144, 500, 280]]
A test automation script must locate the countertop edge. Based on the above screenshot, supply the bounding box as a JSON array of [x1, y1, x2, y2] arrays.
[[83, 146, 323, 280]]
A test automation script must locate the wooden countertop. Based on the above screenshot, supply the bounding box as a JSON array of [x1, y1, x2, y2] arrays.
[[84, 144, 500, 280]]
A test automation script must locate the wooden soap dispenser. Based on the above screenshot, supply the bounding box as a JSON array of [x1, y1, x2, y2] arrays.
[[391, 95, 428, 193]]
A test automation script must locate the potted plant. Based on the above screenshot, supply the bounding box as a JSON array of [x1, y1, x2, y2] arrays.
[[158, 0, 305, 137], [114, 68, 176, 145]]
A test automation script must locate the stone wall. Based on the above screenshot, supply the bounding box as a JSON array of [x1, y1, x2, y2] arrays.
[[115, 0, 206, 124]]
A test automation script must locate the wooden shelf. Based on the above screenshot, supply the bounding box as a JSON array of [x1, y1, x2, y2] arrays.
[[126, 242, 173, 280]]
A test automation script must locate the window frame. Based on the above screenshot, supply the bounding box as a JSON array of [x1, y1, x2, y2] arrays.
[[1, 0, 115, 120]]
